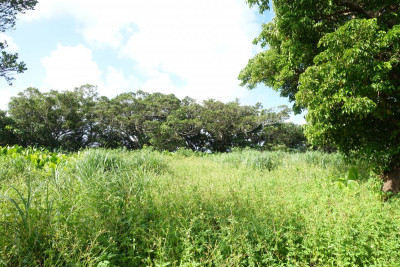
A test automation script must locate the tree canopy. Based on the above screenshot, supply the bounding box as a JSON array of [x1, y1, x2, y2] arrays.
[[240, 0, 400, 191], [0, 0, 37, 84], [2, 86, 306, 152]]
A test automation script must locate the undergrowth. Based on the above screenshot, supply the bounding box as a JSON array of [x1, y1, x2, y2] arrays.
[[1, 148, 399, 266]]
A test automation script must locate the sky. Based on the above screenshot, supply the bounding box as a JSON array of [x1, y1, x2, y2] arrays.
[[0, 0, 305, 123]]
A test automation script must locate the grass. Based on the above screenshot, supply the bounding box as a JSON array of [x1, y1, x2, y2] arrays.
[[1, 148, 400, 265]]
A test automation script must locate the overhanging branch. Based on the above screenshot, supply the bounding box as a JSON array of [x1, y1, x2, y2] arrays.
[[336, 0, 373, 19]]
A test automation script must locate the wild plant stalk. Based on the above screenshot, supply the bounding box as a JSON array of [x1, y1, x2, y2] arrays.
[[0, 148, 399, 265]]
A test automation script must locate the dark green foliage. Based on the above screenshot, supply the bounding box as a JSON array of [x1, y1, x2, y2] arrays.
[[261, 122, 306, 151], [199, 99, 263, 152], [5, 86, 305, 152], [95, 91, 186, 150], [7, 85, 99, 150], [240, 0, 400, 171], [165, 97, 205, 151], [297, 18, 400, 169], [0, 110, 17, 146]]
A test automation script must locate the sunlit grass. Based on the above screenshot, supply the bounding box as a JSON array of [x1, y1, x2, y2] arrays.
[[1, 148, 400, 265]]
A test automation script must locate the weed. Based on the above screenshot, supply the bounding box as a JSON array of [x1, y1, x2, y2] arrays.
[[1, 148, 399, 265]]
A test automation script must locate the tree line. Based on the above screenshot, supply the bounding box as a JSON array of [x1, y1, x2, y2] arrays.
[[0, 85, 306, 152]]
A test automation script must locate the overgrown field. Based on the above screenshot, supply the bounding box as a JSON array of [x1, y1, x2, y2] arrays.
[[1, 146, 400, 266]]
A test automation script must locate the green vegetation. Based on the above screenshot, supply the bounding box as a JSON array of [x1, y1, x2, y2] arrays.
[[1, 0, 399, 264], [0, 145, 68, 171], [240, 0, 400, 191], [0, 0, 37, 84], [1, 86, 306, 152], [1, 147, 400, 265]]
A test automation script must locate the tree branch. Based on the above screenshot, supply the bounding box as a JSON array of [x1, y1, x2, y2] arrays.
[[336, 0, 373, 19]]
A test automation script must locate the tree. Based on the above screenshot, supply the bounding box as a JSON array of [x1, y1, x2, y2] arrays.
[[96, 92, 148, 149], [0, 110, 18, 145], [166, 97, 205, 151], [7, 85, 100, 150], [7, 87, 50, 146], [249, 105, 305, 150], [200, 99, 265, 152], [261, 122, 306, 151], [72, 85, 100, 148], [240, 0, 400, 192], [95, 91, 183, 150], [0, 0, 37, 84], [139, 91, 182, 149]]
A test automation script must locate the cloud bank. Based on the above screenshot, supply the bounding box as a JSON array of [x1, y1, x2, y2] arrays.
[[24, 0, 260, 101]]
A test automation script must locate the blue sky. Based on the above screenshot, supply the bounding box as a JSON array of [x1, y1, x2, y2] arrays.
[[0, 0, 305, 123]]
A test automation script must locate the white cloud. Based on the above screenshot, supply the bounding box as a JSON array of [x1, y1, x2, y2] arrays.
[[22, 0, 143, 48], [103, 66, 139, 97], [23, 0, 260, 102], [0, 89, 12, 110], [119, 0, 259, 102], [0, 33, 19, 52], [41, 44, 139, 98], [42, 44, 103, 91], [288, 111, 307, 125]]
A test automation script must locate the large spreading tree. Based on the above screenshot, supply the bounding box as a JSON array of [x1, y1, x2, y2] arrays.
[[5, 86, 302, 152], [240, 0, 400, 192], [0, 0, 37, 84]]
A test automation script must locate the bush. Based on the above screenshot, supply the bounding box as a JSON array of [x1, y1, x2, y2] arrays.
[[211, 148, 283, 171], [2, 148, 400, 265]]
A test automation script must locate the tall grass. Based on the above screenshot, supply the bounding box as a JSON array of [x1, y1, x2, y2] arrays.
[[207, 148, 284, 171], [1, 148, 400, 265]]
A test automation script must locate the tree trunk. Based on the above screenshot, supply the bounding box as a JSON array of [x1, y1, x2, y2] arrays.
[[382, 166, 400, 193]]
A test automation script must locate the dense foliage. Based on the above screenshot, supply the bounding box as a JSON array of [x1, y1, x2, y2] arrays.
[[2, 147, 399, 265], [0, 145, 68, 170], [0, 0, 37, 84], [1, 85, 306, 152], [240, 0, 400, 190]]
